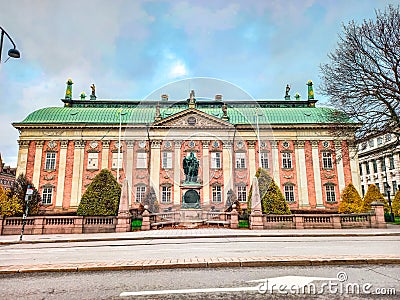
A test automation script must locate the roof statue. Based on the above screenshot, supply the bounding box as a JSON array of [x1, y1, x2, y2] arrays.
[[188, 89, 196, 108], [80, 92, 86, 100], [90, 84, 97, 100], [65, 78, 73, 100], [307, 80, 314, 100], [221, 103, 229, 121], [285, 84, 291, 100]]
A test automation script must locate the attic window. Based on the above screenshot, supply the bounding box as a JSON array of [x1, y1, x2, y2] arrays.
[[70, 111, 79, 115]]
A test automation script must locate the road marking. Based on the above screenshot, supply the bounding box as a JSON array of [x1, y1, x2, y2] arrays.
[[120, 286, 259, 297]]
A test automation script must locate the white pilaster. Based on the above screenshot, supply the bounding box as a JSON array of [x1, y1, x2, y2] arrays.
[[125, 141, 134, 205], [270, 141, 280, 187], [55, 141, 68, 208], [247, 140, 256, 179], [16, 140, 30, 177], [70, 140, 85, 207], [173, 141, 182, 206], [311, 141, 324, 208], [202, 141, 210, 205], [335, 141, 346, 193], [295, 141, 309, 207], [348, 141, 361, 193], [101, 141, 110, 169], [150, 140, 161, 200], [32, 141, 44, 188], [222, 141, 233, 203]]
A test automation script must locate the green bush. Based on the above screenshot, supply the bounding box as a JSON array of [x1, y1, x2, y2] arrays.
[[338, 183, 363, 213], [261, 180, 291, 215], [392, 190, 400, 217], [247, 168, 273, 214], [77, 169, 121, 216], [362, 184, 389, 213], [0, 186, 22, 217]]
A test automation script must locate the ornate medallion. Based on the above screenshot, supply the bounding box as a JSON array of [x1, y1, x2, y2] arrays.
[[213, 141, 220, 148], [187, 116, 197, 126], [138, 141, 146, 148], [189, 140, 195, 148], [48, 141, 56, 149], [322, 141, 330, 148], [282, 141, 290, 149], [164, 141, 172, 149], [90, 141, 98, 149], [236, 140, 244, 149]]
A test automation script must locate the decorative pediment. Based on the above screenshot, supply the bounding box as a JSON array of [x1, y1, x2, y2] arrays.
[[151, 108, 234, 129]]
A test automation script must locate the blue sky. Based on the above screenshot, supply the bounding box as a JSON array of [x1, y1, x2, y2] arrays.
[[0, 0, 397, 167]]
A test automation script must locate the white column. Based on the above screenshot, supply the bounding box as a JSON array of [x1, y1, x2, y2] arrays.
[[222, 141, 233, 203], [173, 141, 182, 206], [247, 140, 256, 179], [335, 141, 346, 193], [295, 141, 309, 207], [16, 140, 30, 177], [101, 141, 110, 169], [348, 141, 362, 193], [70, 140, 85, 207], [32, 141, 44, 188], [270, 141, 280, 187], [150, 140, 161, 200], [202, 141, 210, 205], [55, 140, 68, 208], [393, 150, 400, 192], [125, 141, 134, 206], [311, 141, 324, 208]]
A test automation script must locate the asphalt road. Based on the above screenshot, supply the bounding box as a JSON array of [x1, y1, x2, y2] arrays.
[[1, 265, 399, 299], [1, 235, 400, 266]]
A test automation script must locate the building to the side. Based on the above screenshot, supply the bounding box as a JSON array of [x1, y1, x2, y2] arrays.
[[357, 132, 400, 198], [12, 83, 361, 214], [0, 153, 16, 190]]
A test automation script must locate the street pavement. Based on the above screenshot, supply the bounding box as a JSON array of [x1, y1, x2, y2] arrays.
[[1, 226, 400, 274]]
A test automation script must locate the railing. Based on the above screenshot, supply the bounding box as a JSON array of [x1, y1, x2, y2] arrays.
[[5, 218, 35, 226], [205, 211, 231, 226], [150, 211, 180, 228], [84, 216, 115, 225], [45, 217, 75, 226]]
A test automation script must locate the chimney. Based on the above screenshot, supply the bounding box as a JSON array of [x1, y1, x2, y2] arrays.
[[161, 94, 168, 101], [215, 94, 223, 101]]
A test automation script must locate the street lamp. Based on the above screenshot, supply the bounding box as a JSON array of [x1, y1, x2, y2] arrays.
[[0, 26, 21, 63], [384, 182, 395, 222]]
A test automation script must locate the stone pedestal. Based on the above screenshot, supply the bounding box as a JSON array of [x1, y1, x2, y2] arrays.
[[141, 210, 150, 231], [371, 201, 387, 228], [230, 208, 239, 229]]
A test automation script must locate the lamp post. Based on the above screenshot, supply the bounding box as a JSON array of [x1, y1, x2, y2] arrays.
[[385, 182, 395, 222], [0, 26, 21, 63], [19, 185, 33, 241]]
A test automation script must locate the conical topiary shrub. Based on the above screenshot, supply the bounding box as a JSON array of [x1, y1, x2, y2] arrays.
[[392, 190, 400, 217], [247, 168, 273, 213], [261, 180, 291, 215], [362, 184, 389, 213], [338, 183, 363, 213], [77, 169, 121, 216]]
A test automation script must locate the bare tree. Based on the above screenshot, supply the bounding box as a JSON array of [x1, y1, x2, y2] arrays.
[[320, 5, 400, 143]]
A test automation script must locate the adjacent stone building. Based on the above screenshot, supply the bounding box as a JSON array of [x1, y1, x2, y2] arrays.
[[0, 154, 16, 190], [12, 82, 361, 214]]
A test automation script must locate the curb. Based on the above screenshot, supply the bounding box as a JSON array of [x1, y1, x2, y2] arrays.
[[2, 232, 400, 245], [1, 257, 399, 274]]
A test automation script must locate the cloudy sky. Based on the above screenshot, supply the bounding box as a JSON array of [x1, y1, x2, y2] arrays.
[[0, 0, 397, 167]]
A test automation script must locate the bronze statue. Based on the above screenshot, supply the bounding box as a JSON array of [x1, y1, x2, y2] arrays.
[[183, 152, 199, 182], [285, 84, 290, 97]]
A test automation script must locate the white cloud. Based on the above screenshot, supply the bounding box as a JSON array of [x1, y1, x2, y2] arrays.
[[169, 61, 188, 78]]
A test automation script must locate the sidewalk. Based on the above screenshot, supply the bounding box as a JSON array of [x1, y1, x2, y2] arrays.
[[2, 227, 399, 274], [1, 226, 400, 245]]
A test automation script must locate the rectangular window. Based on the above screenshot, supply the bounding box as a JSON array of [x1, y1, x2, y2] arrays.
[[212, 186, 222, 202], [235, 153, 246, 169], [136, 152, 147, 169], [42, 187, 53, 205], [260, 152, 269, 169], [359, 163, 363, 176], [161, 186, 171, 203], [372, 159, 378, 173], [211, 152, 221, 169], [282, 152, 292, 169], [87, 152, 99, 170], [361, 185, 365, 197], [389, 155, 395, 170], [381, 158, 386, 171], [376, 183, 380, 193], [284, 185, 295, 203], [162, 152, 172, 169], [366, 162, 370, 174], [392, 181, 397, 195], [377, 137, 383, 145], [237, 186, 247, 202], [136, 186, 146, 203], [45, 152, 56, 170], [322, 152, 333, 169], [112, 152, 123, 169], [325, 185, 336, 203], [368, 139, 374, 147]]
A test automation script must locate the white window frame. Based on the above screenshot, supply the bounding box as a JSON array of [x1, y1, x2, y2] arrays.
[[284, 185, 295, 203], [235, 153, 246, 169], [162, 151, 172, 169], [45, 152, 56, 170], [260, 152, 269, 169], [325, 185, 336, 203], [42, 187, 53, 205], [282, 152, 292, 169], [322, 152, 333, 169], [237, 186, 247, 202], [87, 152, 99, 170], [211, 152, 221, 169], [136, 152, 147, 169], [212, 186, 222, 202], [136, 185, 146, 203], [161, 186, 171, 203]]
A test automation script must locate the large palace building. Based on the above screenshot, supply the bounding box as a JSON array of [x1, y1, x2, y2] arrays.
[[13, 81, 361, 214]]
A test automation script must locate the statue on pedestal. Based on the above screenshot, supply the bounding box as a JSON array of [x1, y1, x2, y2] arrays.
[[183, 152, 199, 183]]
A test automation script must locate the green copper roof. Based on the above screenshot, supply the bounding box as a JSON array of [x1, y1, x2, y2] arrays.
[[15, 106, 353, 126]]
